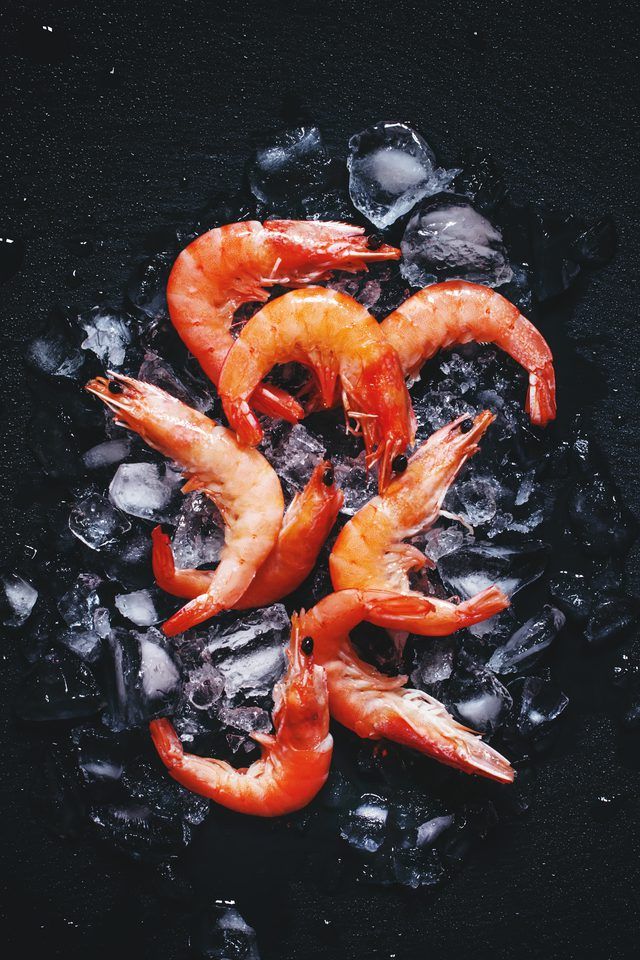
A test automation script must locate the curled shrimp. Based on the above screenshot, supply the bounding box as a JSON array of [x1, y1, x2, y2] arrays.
[[152, 460, 343, 609], [85, 374, 284, 636], [218, 287, 416, 492], [330, 411, 509, 634], [167, 220, 400, 423], [380, 280, 556, 426], [299, 589, 514, 784], [149, 617, 332, 816]]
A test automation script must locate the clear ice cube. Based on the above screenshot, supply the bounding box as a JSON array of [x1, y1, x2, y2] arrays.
[[82, 438, 132, 471], [340, 793, 389, 853], [79, 307, 133, 368], [487, 605, 566, 675], [0, 571, 38, 627], [348, 122, 457, 229], [69, 492, 132, 550], [446, 655, 512, 734], [115, 587, 168, 627], [109, 461, 183, 521], [438, 539, 548, 600], [171, 493, 225, 569], [184, 663, 225, 711], [191, 903, 261, 960], [57, 572, 102, 629]]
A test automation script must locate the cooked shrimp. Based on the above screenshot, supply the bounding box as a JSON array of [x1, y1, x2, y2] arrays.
[[299, 589, 514, 783], [85, 374, 283, 636], [330, 411, 509, 634], [167, 220, 400, 422], [149, 618, 332, 816], [380, 280, 556, 425], [218, 287, 415, 491], [152, 460, 343, 609]]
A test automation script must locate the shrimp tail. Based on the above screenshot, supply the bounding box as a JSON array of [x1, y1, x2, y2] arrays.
[[380, 704, 515, 784], [456, 585, 510, 625], [149, 718, 185, 768], [162, 591, 227, 637], [252, 383, 305, 424], [526, 361, 557, 427], [224, 397, 263, 446]]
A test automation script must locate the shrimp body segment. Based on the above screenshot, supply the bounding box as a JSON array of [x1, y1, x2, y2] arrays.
[[380, 280, 556, 426], [85, 375, 284, 635], [300, 590, 514, 784], [219, 287, 416, 491], [150, 617, 333, 816], [152, 460, 344, 609], [167, 220, 400, 422], [330, 411, 509, 634]]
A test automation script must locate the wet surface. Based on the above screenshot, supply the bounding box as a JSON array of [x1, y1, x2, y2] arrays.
[[2, 2, 640, 959]]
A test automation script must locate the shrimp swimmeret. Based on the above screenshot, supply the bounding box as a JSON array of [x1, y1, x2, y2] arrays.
[[218, 286, 416, 492], [167, 220, 400, 423], [86, 374, 284, 636], [298, 590, 514, 784], [152, 460, 343, 609], [150, 618, 333, 816], [380, 280, 556, 426], [330, 411, 509, 635]]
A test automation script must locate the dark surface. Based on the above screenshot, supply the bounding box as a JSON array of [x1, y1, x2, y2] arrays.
[[1, 1, 640, 958]]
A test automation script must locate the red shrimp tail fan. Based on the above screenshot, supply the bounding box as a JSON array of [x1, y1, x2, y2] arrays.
[[251, 382, 305, 423], [455, 586, 510, 625], [149, 718, 185, 769], [526, 361, 557, 426], [162, 592, 226, 636]]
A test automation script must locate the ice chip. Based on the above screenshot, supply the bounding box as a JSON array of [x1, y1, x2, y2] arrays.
[[82, 438, 132, 470], [263, 423, 325, 491], [171, 493, 225, 569], [400, 194, 513, 288], [446, 655, 512, 734], [25, 308, 85, 379], [57, 626, 102, 661], [340, 793, 389, 853], [139, 632, 181, 700], [218, 705, 271, 734], [89, 802, 190, 862], [17, 650, 103, 721], [109, 461, 182, 521], [457, 476, 499, 526], [126, 252, 172, 322], [438, 539, 548, 600], [416, 813, 455, 847], [139, 352, 212, 413], [115, 587, 169, 627], [453, 146, 507, 212], [204, 605, 290, 701], [348, 122, 457, 229], [509, 675, 569, 743], [584, 593, 639, 647], [410, 637, 456, 688], [190, 903, 261, 960], [69, 492, 132, 550], [1, 571, 38, 627], [74, 728, 124, 784], [185, 664, 225, 711], [549, 570, 592, 622], [333, 450, 378, 515], [217, 642, 287, 702], [79, 307, 133, 368], [487, 605, 566, 675], [249, 124, 333, 211], [392, 843, 445, 889], [58, 573, 102, 629], [103, 628, 181, 731], [420, 525, 464, 563]]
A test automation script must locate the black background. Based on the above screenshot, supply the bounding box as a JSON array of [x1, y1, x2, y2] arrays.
[[2, 1, 640, 958]]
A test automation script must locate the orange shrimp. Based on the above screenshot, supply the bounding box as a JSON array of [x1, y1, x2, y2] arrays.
[[330, 411, 509, 634], [167, 220, 400, 422], [218, 287, 415, 492], [85, 374, 284, 636], [380, 280, 556, 425], [149, 617, 332, 816], [152, 460, 343, 609], [299, 589, 514, 783]]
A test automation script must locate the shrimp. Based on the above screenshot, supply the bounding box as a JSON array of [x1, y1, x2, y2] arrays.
[[380, 280, 556, 426], [299, 589, 514, 783], [330, 411, 509, 634], [167, 220, 400, 422], [151, 460, 343, 609], [85, 374, 284, 636], [149, 617, 332, 816], [218, 286, 416, 492]]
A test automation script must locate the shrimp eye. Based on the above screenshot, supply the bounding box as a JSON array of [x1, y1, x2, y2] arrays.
[[301, 636, 314, 655], [459, 418, 473, 434], [392, 454, 408, 474], [108, 380, 124, 394], [366, 232, 384, 250], [322, 466, 335, 486]]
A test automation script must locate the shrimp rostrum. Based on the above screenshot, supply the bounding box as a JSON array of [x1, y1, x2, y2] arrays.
[[150, 617, 333, 816]]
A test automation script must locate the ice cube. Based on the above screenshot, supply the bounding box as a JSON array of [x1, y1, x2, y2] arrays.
[[115, 587, 169, 627], [58, 573, 102, 629], [74, 728, 124, 784], [217, 642, 287, 702], [184, 664, 225, 711], [416, 813, 455, 847], [487, 605, 566, 675], [171, 493, 225, 569], [103, 628, 181, 731], [457, 476, 499, 526], [445, 655, 512, 734], [420, 525, 464, 563], [0, 571, 38, 627], [190, 903, 261, 960], [452, 146, 507, 212], [89, 802, 190, 861], [568, 472, 638, 557], [109, 461, 183, 521], [249, 125, 334, 213], [126, 252, 172, 322], [57, 626, 102, 662], [584, 593, 639, 647], [123, 757, 209, 827], [218, 705, 271, 734], [204, 605, 290, 701], [340, 793, 389, 853], [438, 539, 548, 599], [400, 195, 513, 288], [392, 843, 445, 889], [139, 352, 213, 413], [549, 571, 592, 622], [82, 438, 132, 470], [69, 492, 132, 550], [79, 307, 133, 368], [17, 650, 103, 721], [25, 308, 85, 379], [410, 637, 456, 688], [333, 450, 378, 515], [509, 676, 569, 743], [347, 122, 457, 229], [263, 423, 325, 490]]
